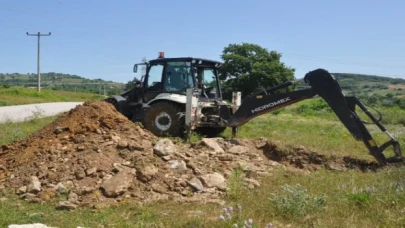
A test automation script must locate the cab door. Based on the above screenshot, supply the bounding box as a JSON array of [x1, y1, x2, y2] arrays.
[[144, 63, 164, 102]]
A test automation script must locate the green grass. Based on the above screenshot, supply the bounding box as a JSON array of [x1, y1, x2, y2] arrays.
[[0, 87, 102, 106], [0, 116, 57, 146], [2, 99, 405, 227]]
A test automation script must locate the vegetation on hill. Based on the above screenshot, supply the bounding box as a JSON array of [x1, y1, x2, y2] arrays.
[[0, 72, 124, 96]]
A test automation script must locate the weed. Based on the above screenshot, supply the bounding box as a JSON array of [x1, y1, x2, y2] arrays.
[[269, 184, 326, 218], [227, 167, 245, 201], [346, 191, 372, 206]]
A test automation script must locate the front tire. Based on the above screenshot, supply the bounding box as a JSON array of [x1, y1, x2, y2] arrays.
[[143, 102, 184, 137]]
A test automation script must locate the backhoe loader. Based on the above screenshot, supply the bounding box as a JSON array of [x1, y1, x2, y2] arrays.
[[106, 53, 404, 165]]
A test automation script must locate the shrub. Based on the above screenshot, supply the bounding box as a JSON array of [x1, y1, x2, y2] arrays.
[[269, 184, 326, 218]]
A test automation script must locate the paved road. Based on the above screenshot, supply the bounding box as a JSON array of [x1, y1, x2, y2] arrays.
[[0, 102, 84, 123]]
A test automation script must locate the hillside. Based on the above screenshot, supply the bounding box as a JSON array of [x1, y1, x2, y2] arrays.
[[296, 72, 405, 108], [332, 73, 405, 97], [0, 72, 125, 95]]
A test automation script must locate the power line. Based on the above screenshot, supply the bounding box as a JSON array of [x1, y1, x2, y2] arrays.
[[26, 32, 51, 92]]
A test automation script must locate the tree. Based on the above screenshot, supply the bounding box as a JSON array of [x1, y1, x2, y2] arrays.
[[219, 43, 295, 98]]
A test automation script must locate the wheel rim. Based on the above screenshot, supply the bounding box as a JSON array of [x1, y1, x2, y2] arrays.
[[155, 112, 171, 131]]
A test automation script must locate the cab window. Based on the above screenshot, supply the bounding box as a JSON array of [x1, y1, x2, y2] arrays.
[[164, 61, 194, 93], [147, 63, 164, 90]]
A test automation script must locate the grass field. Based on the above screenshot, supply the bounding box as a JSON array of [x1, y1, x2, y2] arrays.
[[2, 97, 405, 227], [0, 87, 103, 106]]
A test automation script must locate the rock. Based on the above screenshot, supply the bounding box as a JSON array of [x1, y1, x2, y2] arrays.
[[228, 145, 248, 155], [76, 146, 85, 152], [128, 142, 144, 151], [27, 176, 41, 194], [244, 178, 261, 188], [54, 127, 68, 134], [85, 167, 97, 176], [74, 170, 86, 180], [236, 161, 254, 171], [111, 135, 121, 143], [64, 181, 75, 190], [187, 177, 204, 192], [168, 160, 187, 172], [186, 162, 202, 175], [255, 140, 268, 149], [117, 140, 129, 149], [101, 168, 134, 197], [217, 154, 234, 161], [112, 163, 123, 173], [153, 138, 178, 156], [201, 138, 224, 153], [137, 165, 158, 182], [37, 189, 56, 201], [56, 201, 78, 210], [151, 183, 167, 194], [200, 172, 227, 190], [268, 160, 281, 166], [21, 193, 36, 201], [54, 182, 68, 194], [122, 161, 132, 167], [68, 192, 79, 203], [16, 186, 27, 195], [79, 186, 96, 195]]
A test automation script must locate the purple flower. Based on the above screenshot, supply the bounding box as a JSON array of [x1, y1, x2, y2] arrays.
[[219, 215, 225, 221], [228, 206, 234, 212]]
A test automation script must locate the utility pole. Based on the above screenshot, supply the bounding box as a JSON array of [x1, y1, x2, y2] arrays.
[[26, 32, 51, 92]]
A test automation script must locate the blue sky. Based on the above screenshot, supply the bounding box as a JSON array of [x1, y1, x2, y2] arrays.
[[1, 0, 404, 83]]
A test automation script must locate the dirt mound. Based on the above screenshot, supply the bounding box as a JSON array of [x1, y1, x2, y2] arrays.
[[0, 100, 380, 209]]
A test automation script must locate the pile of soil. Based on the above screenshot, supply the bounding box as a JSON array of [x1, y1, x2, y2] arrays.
[[0, 101, 379, 209]]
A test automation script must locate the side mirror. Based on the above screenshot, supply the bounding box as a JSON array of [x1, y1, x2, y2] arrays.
[[133, 64, 138, 73]]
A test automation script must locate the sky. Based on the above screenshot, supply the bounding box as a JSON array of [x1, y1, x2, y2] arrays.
[[0, 0, 404, 83]]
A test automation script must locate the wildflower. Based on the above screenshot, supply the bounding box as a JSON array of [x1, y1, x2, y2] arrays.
[[232, 224, 238, 228], [228, 206, 234, 212], [222, 207, 228, 213], [219, 215, 225, 221], [266, 223, 274, 228]]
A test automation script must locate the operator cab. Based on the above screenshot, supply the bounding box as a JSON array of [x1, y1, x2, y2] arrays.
[[133, 52, 223, 102]]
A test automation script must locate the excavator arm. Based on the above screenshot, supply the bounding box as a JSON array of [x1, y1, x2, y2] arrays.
[[226, 69, 404, 165]]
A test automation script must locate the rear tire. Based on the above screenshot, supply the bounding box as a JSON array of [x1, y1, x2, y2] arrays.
[[143, 101, 185, 137], [104, 98, 119, 111]]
